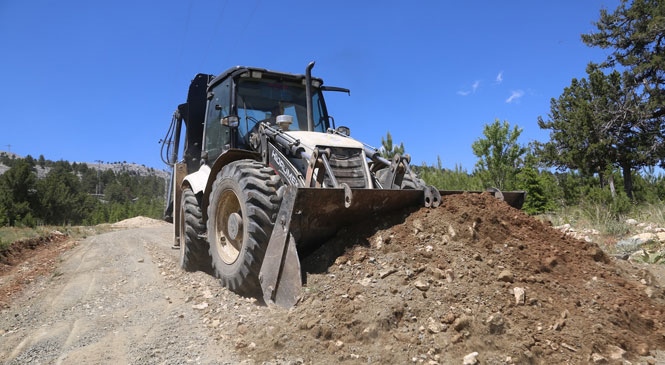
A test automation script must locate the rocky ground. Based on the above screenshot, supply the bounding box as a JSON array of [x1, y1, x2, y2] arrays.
[[1, 193, 665, 364]]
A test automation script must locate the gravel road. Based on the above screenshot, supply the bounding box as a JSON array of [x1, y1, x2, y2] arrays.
[[0, 223, 240, 365]]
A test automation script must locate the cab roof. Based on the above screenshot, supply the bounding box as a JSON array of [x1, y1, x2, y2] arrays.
[[208, 65, 324, 90]]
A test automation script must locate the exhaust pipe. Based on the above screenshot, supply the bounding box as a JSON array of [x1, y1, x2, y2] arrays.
[[305, 61, 315, 132]]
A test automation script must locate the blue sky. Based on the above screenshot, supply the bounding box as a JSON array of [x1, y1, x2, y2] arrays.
[[0, 0, 619, 171]]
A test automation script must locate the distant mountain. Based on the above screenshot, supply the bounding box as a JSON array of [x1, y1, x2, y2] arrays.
[[0, 151, 170, 180], [83, 161, 170, 180]]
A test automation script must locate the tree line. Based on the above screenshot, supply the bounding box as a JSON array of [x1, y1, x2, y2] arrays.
[[385, 0, 665, 216], [0, 154, 166, 227]]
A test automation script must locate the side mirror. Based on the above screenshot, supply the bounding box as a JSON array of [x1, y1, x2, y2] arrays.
[[336, 126, 350, 136], [221, 116, 239, 127]]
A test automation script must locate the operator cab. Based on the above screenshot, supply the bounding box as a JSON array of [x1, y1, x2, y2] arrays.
[[236, 78, 329, 135], [202, 67, 332, 163]]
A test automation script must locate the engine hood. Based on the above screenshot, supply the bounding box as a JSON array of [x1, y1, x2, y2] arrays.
[[285, 131, 364, 152]]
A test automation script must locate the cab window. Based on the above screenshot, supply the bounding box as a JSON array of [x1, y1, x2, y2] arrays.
[[204, 79, 231, 161]]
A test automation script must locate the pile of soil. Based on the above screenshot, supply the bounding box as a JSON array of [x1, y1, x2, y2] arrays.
[[234, 192, 665, 364], [110, 216, 167, 229]]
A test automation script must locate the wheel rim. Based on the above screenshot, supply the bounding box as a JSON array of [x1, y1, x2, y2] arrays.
[[214, 188, 244, 264]]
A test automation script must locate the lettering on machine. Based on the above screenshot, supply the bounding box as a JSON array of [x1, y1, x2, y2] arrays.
[[271, 149, 298, 185]]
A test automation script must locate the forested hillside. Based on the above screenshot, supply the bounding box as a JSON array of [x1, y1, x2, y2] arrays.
[[0, 152, 167, 227]]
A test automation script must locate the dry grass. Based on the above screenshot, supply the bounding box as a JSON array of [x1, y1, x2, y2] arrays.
[[0, 225, 113, 251], [544, 203, 665, 237]]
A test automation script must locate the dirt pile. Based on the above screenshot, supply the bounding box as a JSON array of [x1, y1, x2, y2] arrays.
[[110, 216, 169, 229], [235, 192, 665, 364]]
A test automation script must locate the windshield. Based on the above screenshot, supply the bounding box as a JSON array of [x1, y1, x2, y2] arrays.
[[236, 78, 328, 138]]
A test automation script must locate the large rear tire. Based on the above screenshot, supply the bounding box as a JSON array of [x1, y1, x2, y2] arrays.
[[207, 160, 283, 297], [179, 188, 213, 274]]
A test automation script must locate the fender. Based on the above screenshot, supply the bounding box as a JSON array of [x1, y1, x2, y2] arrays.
[[201, 149, 262, 220], [181, 164, 211, 195]]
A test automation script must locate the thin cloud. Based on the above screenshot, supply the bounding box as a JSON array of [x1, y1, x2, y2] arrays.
[[506, 90, 524, 103], [495, 71, 503, 84], [457, 80, 480, 96]]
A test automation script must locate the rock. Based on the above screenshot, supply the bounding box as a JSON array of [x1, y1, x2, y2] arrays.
[[498, 270, 514, 283], [513, 287, 526, 305], [616, 237, 643, 251], [606, 344, 625, 360], [427, 317, 445, 333], [636, 342, 650, 356], [657, 232, 665, 242], [486, 313, 505, 334], [373, 235, 384, 249], [413, 219, 424, 233], [552, 318, 566, 331], [555, 223, 572, 231], [590, 353, 608, 364], [453, 315, 471, 332], [379, 268, 397, 279], [633, 232, 657, 243], [448, 225, 457, 239], [626, 218, 638, 225], [441, 312, 456, 324], [192, 302, 208, 310], [137, 258, 144, 263], [358, 277, 372, 286], [428, 267, 446, 280], [445, 269, 454, 283], [414, 280, 430, 291], [462, 351, 479, 365], [234, 339, 248, 349], [561, 342, 577, 352], [589, 247, 607, 263]]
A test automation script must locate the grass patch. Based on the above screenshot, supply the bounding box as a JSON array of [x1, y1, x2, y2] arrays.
[[543, 202, 665, 238], [0, 225, 113, 251], [0, 226, 54, 251]]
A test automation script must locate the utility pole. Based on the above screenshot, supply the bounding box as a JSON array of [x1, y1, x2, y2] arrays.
[[5, 144, 11, 153]]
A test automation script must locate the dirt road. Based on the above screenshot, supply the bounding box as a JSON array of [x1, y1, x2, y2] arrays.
[[2, 193, 665, 364], [0, 223, 240, 364]]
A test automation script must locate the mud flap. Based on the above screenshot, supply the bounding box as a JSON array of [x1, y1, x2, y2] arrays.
[[259, 186, 302, 308]]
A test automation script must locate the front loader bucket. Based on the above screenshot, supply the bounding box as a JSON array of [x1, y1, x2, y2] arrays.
[[291, 187, 426, 249], [259, 186, 425, 307]]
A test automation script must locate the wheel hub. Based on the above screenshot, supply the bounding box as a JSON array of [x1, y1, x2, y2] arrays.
[[227, 212, 243, 241]]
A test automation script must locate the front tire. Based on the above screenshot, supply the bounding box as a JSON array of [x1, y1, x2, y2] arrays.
[[179, 188, 213, 274], [207, 160, 283, 297]]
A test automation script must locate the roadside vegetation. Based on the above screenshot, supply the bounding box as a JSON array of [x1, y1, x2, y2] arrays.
[[380, 0, 665, 245], [0, 153, 166, 229]]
